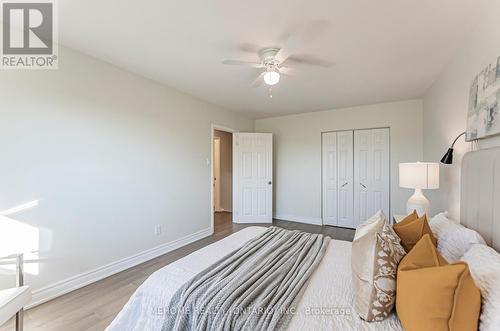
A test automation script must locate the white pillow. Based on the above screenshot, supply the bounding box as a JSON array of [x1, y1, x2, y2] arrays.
[[461, 244, 500, 331], [429, 212, 486, 262]]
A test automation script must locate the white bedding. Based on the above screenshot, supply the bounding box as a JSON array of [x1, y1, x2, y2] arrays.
[[107, 227, 402, 331]]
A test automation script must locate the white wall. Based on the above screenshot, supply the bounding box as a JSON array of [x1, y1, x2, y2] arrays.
[[213, 130, 232, 212], [255, 100, 423, 225], [423, 0, 500, 220], [0, 47, 253, 303]]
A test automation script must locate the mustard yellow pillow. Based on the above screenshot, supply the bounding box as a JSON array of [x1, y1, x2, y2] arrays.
[[396, 234, 481, 331], [393, 212, 437, 252], [395, 209, 418, 224]]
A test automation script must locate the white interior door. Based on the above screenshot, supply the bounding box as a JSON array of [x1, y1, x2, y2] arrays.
[[354, 128, 390, 225], [337, 131, 354, 227], [213, 137, 221, 212], [233, 133, 273, 223], [322, 132, 338, 226]]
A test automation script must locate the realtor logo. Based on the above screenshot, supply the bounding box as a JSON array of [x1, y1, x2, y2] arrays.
[[1, 0, 58, 69]]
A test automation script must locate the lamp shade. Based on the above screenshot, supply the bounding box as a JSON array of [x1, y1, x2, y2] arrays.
[[399, 162, 439, 189]]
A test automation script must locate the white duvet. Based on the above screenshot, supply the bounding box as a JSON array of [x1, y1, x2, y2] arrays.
[[107, 227, 402, 331]]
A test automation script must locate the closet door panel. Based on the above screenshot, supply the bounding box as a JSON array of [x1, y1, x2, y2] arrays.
[[322, 132, 338, 226], [337, 131, 354, 228], [371, 129, 390, 217], [354, 128, 390, 226], [354, 130, 373, 225]]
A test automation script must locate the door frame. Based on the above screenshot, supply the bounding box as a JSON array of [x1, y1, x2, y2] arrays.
[[211, 124, 236, 234], [213, 137, 221, 212], [321, 126, 391, 227]]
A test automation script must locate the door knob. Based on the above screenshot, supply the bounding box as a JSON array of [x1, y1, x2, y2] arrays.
[[268, 181, 272, 185]]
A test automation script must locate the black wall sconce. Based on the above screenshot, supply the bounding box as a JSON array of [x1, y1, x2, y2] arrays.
[[440, 132, 466, 164]]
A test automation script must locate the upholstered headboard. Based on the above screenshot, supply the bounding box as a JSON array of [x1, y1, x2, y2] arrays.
[[461, 147, 500, 252]]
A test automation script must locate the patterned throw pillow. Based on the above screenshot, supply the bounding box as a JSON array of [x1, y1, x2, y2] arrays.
[[368, 222, 406, 321], [352, 211, 406, 322]]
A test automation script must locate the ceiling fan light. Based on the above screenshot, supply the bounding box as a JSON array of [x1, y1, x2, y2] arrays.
[[263, 71, 280, 86]]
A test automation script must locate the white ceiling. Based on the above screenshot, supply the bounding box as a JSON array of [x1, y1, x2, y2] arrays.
[[59, 0, 490, 118]]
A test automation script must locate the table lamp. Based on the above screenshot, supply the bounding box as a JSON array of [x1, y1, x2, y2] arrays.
[[399, 162, 439, 216]]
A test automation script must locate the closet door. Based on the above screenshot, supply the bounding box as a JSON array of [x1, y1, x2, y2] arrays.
[[354, 128, 390, 225], [336, 131, 354, 228], [322, 132, 338, 226]]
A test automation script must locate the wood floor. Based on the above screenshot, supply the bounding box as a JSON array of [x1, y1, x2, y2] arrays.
[[1, 213, 354, 331]]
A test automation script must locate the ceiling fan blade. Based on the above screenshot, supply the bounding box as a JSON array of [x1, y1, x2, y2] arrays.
[[275, 35, 301, 64], [222, 59, 263, 68], [286, 55, 334, 68], [276, 20, 329, 64], [251, 72, 266, 88], [278, 66, 295, 76]]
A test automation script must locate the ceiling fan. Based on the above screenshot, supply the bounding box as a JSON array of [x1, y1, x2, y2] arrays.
[[221, 21, 333, 90]]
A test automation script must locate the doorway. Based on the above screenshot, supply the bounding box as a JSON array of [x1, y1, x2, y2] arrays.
[[212, 127, 234, 231], [213, 137, 221, 212]]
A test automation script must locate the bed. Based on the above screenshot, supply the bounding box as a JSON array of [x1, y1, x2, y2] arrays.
[[107, 227, 401, 331], [107, 147, 500, 331]]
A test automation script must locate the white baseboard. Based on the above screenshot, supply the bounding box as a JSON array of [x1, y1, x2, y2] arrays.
[[273, 214, 323, 226], [233, 219, 272, 224], [28, 227, 213, 309]]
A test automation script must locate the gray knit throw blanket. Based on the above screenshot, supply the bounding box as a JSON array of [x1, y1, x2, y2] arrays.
[[162, 226, 330, 331]]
